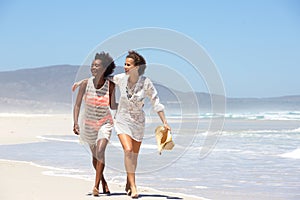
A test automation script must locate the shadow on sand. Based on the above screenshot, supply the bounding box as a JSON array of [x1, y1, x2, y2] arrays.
[[87, 192, 183, 199]]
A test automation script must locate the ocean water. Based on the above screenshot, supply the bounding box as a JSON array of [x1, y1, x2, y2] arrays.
[[1, 111, 300, 200]]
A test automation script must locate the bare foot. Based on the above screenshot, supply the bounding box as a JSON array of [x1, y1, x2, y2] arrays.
[[102, 182, 110, 194], [131, 185, 138, 199], [125, 183, 131, 196], [93, 187, 99, 196]]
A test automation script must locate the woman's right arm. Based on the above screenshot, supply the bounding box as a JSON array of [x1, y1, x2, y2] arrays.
[[73, 80, 87, 135], [145, 78, 171, 131]]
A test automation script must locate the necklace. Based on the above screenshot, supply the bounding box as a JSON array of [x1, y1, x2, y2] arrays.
[[126, 78, 139, 99], [126, 83, 136, 99]]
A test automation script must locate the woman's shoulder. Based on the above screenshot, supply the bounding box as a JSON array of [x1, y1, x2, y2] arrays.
[[112, 73, 127, 84], [105, 75, 113, 82], [78, 78, 89, 90], [114, 73, 126, 78], [112, 73, 126, 80], [81, 78, 90, 85], [141, 76, 152, 84], [140, 76, 155, 90]]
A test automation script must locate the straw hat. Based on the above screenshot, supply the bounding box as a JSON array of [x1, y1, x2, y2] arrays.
[[155, 125, 175, 155]]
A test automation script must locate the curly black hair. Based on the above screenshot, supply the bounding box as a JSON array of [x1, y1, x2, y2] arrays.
[[95, 52, 116, 77], [126, 50, 146, 75]]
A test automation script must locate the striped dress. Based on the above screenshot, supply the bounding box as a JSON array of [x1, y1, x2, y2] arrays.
[[79, 77, 113, 146]]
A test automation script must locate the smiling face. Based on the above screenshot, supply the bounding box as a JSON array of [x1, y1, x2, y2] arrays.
[[90, 59, 105, 77], [124, 58, 138, 75]]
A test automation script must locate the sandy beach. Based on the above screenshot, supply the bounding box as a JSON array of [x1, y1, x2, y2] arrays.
[[0, 114, 205, 200]]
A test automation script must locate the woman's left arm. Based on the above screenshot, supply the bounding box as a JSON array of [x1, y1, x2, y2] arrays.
[[145, 78, 171, 130], [157, 111, 171, 130]]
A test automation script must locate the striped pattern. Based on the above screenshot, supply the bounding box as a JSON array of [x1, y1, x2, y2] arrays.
[[80, 77, 113, 145]]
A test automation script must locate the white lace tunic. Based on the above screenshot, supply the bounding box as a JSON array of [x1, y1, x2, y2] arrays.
[[112, 73, 164, 141]]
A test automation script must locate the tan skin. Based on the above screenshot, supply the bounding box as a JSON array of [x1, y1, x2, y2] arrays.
[[73, 59, 116, 195], [121, 57, 171, 198]]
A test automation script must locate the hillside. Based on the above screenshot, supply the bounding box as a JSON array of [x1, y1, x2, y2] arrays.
[[0, 65, 78, 113], [0, 65, 299, 113]]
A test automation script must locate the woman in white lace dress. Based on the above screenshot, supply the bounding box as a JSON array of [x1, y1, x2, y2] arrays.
[[113, 51, 171, 198]]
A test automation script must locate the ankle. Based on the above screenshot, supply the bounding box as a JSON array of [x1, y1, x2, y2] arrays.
[[131, 185, 137, 191], [94, 186, 99, 190], [93, 187, 99, 196]]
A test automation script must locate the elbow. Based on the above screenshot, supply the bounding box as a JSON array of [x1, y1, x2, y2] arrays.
[[154, 104, 165, 113]]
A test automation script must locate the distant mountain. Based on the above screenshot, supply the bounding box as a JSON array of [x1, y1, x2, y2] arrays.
[[0, 65, 79, 113], [0, 65, 299, 113], [0, 65, 78, 102]]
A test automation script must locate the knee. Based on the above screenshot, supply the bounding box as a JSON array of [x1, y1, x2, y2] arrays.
[[124, 147, 133, 155], [96, 153, 104, 163], [95, 148, 105, 160]]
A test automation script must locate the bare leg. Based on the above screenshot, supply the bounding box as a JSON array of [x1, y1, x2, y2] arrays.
[[91, 138, 109, 196], [118, 134, 141, 198], [92, 156, 110, 193], [125, 176, 131, 195]]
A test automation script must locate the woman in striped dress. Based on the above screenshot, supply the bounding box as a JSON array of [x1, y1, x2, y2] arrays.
[[73, 52, 116, 196]]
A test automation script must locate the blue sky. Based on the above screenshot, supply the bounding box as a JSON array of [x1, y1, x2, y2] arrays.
[[0, 0, 299, 98]]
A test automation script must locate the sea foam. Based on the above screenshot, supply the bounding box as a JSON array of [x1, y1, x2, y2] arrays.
[[279, 148, 300, 159]]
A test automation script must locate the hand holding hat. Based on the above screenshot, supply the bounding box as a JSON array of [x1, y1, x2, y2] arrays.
[[155, 125, 175, 155]]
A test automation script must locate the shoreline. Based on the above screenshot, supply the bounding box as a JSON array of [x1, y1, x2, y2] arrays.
[[0, 159, 206, 200], [1, 113, 299, 199], [0, 114, 206, 200]]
